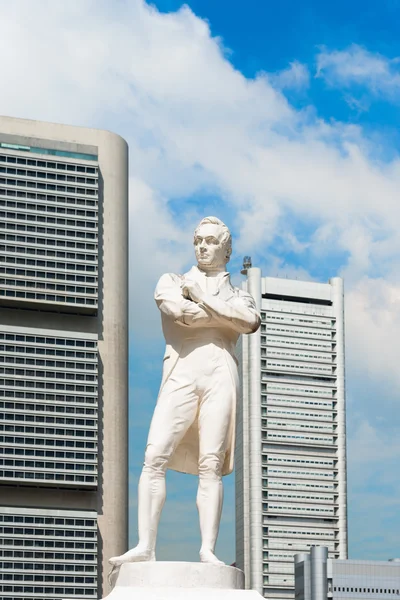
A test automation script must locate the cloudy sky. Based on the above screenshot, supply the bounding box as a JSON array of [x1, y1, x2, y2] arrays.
[[1, 0, 400, 564]]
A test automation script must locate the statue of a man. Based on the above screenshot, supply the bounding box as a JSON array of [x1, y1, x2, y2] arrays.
[[110, 216, 260, 567]]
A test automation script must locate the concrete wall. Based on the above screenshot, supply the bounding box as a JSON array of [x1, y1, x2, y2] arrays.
[[0, 115, 129, 597]]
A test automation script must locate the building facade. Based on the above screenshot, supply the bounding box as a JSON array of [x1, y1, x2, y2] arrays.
[[295, 546, 400, 600], [0, 116, 129, 599], [236, 269, 348, 600]]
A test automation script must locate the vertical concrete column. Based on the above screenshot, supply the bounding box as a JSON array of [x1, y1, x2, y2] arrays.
[[294, 554, 311, 600], [97, 131, 129, 596], [246, 267, 262, 594], [330, 277, 348, 559], [235, 331, 251, 585], [310, 546, 328, 600]]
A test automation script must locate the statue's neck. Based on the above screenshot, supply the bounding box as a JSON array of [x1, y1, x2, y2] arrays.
[[196, 264, 227, 278]]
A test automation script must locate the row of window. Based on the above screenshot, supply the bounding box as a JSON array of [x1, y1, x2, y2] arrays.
[[266, 538, 337, 548], [2, 256, 97, 270], [0, 221, 96, 239], [1, 461, 96, 473], [0, 231, 97, 250], [263, 467, 334, 479], [264, 433, 335, 445], [262, 348, 333, 363], [1, 286, 97, 304], [264, 503, 335, 514], [0, 391, 97, 403], [0, 515, 95, 527], [0, 187, 97, 208], [1, 269, 97, 285], [1, 527, 95, 538], [2, 563, 95, 573], [263, 371, 336, 386], [1, 401, 96, 414], [1, 245, 96, 260], [0, 199, 97, 218], [0, 154, 97, 173], [1, 436, 96, 449], [0, 277, 98, 304], [1, 551, 95, 561], [0, 166, 97, 186], [0, 400, 97, 417], [0, 447, 97, 464], [265, 541, 337, 553], [265, 456, 335, 467], [0, 471, 97, 483], [261, 359, 336, 374], [0, 586, 96, 596], [263, 408, 333, 421], [262, 360, 334, 375], [2, 539, 95, 549], [0, 334, 95, 346], [333, 587, 400, 595], [1, 211, 97, 228], [1, 359, 96, 371], [262, 335, 334, 352], [266, 552, 297, 560], [261, 324, 334, 339], [1, 424, 96, 436], [2, 576, 95, 587], [266, 383, 334, 397], [261, 431, 336, 446], [265, 528, 335, 538], [0, 369, 97, 381], [1, 347, 97, 360], [263, 394, 334, 409], [265, 419, 334, 431], [0, 381, 97, 392], [267, 492, 334, 502], [1, 280, 97, 295], [261, 312, 335, 328], [0, 177, 97, 196], [264, 479, 336, 491], [1, 415, 96, 426], [1, 448, 96, 460]]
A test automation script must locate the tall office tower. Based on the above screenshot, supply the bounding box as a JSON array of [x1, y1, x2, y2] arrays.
[[236, 266, 347, 600], [0, 116, 129, 599]]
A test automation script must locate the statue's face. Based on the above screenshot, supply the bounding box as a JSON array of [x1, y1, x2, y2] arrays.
[[194, 223, 228, 270]]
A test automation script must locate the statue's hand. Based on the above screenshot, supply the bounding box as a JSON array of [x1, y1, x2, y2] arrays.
[[181, 279, 204, 304]]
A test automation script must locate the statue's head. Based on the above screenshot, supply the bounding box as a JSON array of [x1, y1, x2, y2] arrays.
[[193, 216, 232, 271]]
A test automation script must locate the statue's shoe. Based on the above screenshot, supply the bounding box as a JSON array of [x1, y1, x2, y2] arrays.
[[199, 549, 225, 566], [109, 546, 155, 566]]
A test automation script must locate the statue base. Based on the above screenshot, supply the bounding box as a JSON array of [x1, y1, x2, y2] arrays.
[[102, 561, 263, 599]]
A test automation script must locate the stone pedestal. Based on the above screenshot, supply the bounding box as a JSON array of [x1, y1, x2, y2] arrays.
[[102, 562, 263, 599]]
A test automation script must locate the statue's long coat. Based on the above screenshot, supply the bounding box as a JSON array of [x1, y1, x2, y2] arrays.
[[153, 265, 260, 476]]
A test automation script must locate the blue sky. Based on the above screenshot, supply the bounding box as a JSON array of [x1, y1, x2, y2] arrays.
[[1, 0, 400, 565]]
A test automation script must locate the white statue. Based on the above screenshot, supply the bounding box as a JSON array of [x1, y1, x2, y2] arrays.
[[110, 216, 260, 568]]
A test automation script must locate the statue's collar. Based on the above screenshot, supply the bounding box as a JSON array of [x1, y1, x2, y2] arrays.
[[189, 265, 230, 280], [184, 266, 234, 299]]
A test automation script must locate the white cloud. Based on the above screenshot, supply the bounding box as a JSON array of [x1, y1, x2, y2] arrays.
[[1, 0, 400, 556], [270, 61, 310, 91], [345, 277, 400, 390], [347, 418, 400, 559], [316, 44, 400, 101], [1, 0, 399, 423]]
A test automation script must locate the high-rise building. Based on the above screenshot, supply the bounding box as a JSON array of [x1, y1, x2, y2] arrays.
[[236, 267, 347, 600], [0, 116, 129, 599], [294, 546, 400, 600]]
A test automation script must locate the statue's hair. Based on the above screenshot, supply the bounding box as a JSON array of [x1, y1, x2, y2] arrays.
[[194, 216, 232, 263]]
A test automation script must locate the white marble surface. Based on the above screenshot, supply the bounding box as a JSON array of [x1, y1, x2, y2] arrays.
[[110, 217, 260, 568], [112, 561, 244, 588], [102, 561, 263, 600]]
